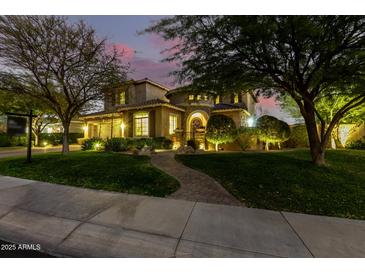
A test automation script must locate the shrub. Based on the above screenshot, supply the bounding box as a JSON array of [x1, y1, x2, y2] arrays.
[[91, 137, 174, 152], [0, 134, 27, 147], [206, 114, 237, 151], [0, 134, 11, 147], [153, 137, 173, 149], [285, 125, 309, 148], [10, 135, 27, 146], [346, 137, 365, 150], [105, 138, 129, 152], [237, 127, 257, 150], [39, 133, 83, 146], [81, 137, 105, 151], [256, 115, 290, 150], [187, 139, 198, 150]]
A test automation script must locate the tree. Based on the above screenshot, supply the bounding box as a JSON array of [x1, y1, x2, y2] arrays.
[[0, 89, 58, 146], [146, 16, 365, 165], [205, 114, 237, 151], [256, 115, 290, 150], [277, 93, 365, 148], [0, 16, 128, 153]]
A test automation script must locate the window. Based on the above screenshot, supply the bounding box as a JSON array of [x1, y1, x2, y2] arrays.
[[119, 91, 126, 105], [134, 112, 149, 137], [169, 114, 177, 134], [188, 95, 194, 101], [203, 95, 208, 101], [215, 95, 220, 104], [197, 95, 202, 100], [234, 94, 239, 104]]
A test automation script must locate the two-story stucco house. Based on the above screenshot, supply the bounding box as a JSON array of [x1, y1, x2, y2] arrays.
[[80, 78, 256, 149]]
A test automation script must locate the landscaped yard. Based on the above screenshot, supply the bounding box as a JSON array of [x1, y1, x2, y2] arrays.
[[176, 149, 365, 220], [0, 151, 179, 197]]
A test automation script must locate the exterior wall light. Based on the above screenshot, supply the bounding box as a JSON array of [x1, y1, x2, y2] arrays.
[[247, 117, 255, 127]]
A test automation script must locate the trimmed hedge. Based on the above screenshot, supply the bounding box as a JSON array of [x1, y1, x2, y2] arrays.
[[39, 133, 83, 146], [0, 134, 27, 147], [83, 137, 173, 152], [285, 125, 309, 148], [346, 137, 365, 150]]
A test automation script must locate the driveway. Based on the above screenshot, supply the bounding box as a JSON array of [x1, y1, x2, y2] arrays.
[[0, 175, 364, 258], [0, 145, 81, 159]]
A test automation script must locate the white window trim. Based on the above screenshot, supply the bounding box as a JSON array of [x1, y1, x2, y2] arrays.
[[169, 114, 178, 135], [133, 112, 149, 137]]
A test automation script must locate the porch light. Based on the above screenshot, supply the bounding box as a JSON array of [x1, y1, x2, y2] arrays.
[[83, 126, 88, 132], [247, 117, 255, 127], [43, 141, 48, 146]]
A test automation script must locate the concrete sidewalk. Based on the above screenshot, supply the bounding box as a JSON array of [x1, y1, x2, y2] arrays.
[[0, 175, 364, 258]]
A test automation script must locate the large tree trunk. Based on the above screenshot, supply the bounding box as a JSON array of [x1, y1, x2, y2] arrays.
[[34, 132, 39, 147], [303, 104, 326, 166], [215, 143, 218, 151], [265, 142, 269, 151], [332, 124, 344, 149], [62, 121, 70, 154]]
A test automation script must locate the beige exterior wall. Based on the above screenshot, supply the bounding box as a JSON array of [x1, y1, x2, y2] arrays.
[[84, 107, 183, 140], [146, 83, 169, 102]]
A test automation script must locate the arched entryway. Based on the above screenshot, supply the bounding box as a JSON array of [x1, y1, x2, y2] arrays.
[[186, 110, 209, 145]]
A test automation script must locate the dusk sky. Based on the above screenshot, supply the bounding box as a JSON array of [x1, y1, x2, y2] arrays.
[[72, 16, 294, 123]]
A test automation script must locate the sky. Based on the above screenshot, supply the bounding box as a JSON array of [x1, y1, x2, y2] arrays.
[[71, 16, 294, 124]]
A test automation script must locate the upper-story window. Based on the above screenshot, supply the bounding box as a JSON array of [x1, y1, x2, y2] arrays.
[[134, 112, 149, 137], [203, 95, 208, 101], [197, 95, 202, 100], [188, 95, 194, 101], [215, 95, 220, 104], [234, 94, 239, 104], [119, 91, 126, 105], [169, 114, 177, 134]]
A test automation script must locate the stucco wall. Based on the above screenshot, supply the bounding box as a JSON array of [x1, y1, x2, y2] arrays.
[[146, 83, 168, 102]]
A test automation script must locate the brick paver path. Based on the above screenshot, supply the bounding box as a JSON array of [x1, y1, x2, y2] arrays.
[[151, 152, 242, 206]]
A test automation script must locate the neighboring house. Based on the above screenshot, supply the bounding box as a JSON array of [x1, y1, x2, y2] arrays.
[[80, 78, 257, 149], [42, 119, 84, 134]]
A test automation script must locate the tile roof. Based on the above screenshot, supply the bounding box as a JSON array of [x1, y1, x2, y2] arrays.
[[117, 99, 185, 112], [212, 103, 247, 111]]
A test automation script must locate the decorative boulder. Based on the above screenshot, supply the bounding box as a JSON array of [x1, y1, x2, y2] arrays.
[[176, 145, 195, 154]]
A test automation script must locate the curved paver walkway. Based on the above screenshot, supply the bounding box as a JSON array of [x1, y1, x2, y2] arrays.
[[151, 152, 242, 206]]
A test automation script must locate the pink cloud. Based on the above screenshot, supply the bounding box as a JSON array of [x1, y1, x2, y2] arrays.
[[107, 42, 136, 61], [129, 57, 177, 88], [148, 33, 182, 58], [258, 96, 278, 108]]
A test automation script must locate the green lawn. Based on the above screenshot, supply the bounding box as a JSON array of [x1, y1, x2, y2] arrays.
[[176, 149, 365, 220], [0, 151, 179, 197]]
